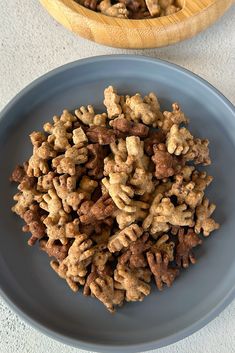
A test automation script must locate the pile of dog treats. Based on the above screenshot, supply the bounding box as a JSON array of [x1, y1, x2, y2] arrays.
[[76, 0, 181, 19], [10, 86, 219, 312]]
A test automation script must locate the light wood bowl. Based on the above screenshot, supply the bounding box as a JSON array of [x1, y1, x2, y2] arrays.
[[39, 0, 234, 48]]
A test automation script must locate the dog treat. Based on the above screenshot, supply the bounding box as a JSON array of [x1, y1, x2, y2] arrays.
[[10, 86, 219, 312], [75, 0, 180, 19]]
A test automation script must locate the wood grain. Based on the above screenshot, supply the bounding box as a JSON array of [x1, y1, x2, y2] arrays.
[[39, 0, 234, 48]]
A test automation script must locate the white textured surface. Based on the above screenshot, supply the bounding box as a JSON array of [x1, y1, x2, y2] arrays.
[[0, 1, 235, 352]]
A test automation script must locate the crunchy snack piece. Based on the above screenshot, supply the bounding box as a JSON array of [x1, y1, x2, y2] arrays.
[[104, 139, 134, 175], [30, 131, 47, 148], [155, 197, 195, 227], [144, 130, 166, 156], [104, 86, 122, 118], [72, 127, 88, 145], [65, 143, 88, 165], [44, 117, 72, 151], [78, 193, 117, 224], [126, 93, 158, 126], [40, 189, 69, 226], [184, 138, 211, 165], [37, 171, 56, 192], [195, 198, 220, 236], [75, 105, 107, 127], [46, 219, 80, 245], [152, 143, 175, 179], [167, 174, 204, 209], [114, 264, 151, 301], [143, 193, 170, 236], [126, 136, 154, 195], [108, 224, 143, 252], [110, 115, 149, 137], [27, 146, 50, 177], [166, 124, 193, 156], [151, 234, 175, 261], [85, 144, 108, 179], [12, 186, 42, 218], [10, 164, 27, 183], [119, 233, 152, 268], [191, 170, 213, 192], [176, 228, 202, 268], [115, 200, 149, 229], [179, 165, 195, 181], [90, 274, 125, 312], [160, 103, 189, 133], [22, 204, 46, 245], [50, 233, 97, 290], [80, 0, 98, 10], [145, 0, 160, 16], [86, 126, 116, 145], [91, 226, 111, 245], [119, 0, 145, 12], [39, 239, 70, 261], [102, 172, 136, 212], [147, 251, 179, 290]]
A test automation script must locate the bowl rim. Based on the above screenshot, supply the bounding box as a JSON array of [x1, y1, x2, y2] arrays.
[[0, 55, 235, 353]]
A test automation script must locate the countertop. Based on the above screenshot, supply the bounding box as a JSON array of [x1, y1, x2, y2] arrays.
[[0, 1, 235, 352]]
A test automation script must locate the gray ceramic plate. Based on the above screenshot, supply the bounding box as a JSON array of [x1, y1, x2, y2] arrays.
[[0, 55, 235, 353]]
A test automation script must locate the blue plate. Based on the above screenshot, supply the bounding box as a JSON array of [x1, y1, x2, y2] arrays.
[[0, 55, 235, 352]]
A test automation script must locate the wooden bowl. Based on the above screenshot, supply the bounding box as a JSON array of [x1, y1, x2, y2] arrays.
[[39, 0, 234, 48]]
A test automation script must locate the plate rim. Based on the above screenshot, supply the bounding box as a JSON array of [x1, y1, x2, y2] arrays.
[[0, 54, 235, 353]]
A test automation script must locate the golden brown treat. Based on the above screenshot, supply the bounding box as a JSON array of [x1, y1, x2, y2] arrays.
[[102, 172, 135, 212], [160, 102, 189, 133], [40, 189, 69, 226], [144, 130, 166, 156], [119, 232, 152, 268], [85, 144, 108, 179], [110, 115, 149, 138], [151, 234, 175, 261], [103, 86, 122, 118], [152, 143, 175, 179], [89, 274, 125, 312], [147, 251, 179, 290], [44, 117, 72, 152], [191, 170, 213, 192], [39, 239, 70, 261], [75, 105, 107, 127], [86, 126, 116, 145], [10, 85, 219, 312], [108, 224, 143, 253], [155, 197, 195, 227], [166, 174, 204, 209], [22, 204, 46, 246], [126, 93, 158, 126], [184, 138, 211, 165], [145, 0, 160, 16], [78, 193, 117, 224], [119, 0, 145, 12], [72, 127, 88, 144], [80, 0, 98, 11], [10, 164, 27, 183], [115, 201, 149, 229], [114, 264, 151, 301], [176, 228, 202, 268], [104, 139, 134, 175], [143, 193, 169, 236], [166, 124, 193, 156], [195, 198, 220, 236]]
